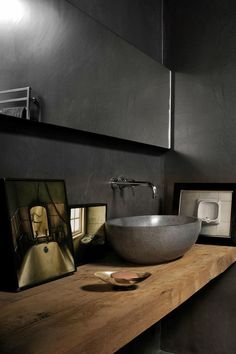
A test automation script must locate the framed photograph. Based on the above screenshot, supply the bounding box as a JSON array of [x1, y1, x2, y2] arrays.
[[69, 203, 107, 265], [0, 178, 76, 291], [173, 183, 236, 245]]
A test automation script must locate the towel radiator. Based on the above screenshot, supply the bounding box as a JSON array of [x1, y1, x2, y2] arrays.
[[0, 86, 40, 121]]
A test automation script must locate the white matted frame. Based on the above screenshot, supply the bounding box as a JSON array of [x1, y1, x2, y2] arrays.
[[173, 183, 236, 245]]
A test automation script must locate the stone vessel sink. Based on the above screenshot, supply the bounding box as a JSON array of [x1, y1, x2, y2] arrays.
[[105, 215, 201, 264]]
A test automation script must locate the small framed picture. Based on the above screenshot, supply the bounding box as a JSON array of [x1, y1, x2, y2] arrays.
[[69, 204, 107, 265], [0, 178, 76, 291], [173, 183, 236, 245]]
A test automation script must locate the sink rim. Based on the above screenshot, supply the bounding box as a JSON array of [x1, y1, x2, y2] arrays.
[[106, 215, 200, 228]]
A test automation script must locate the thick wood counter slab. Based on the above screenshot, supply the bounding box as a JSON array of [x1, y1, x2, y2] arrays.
[[0, 244, 236, 354]]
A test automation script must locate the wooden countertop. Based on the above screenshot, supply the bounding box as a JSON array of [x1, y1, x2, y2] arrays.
[[0, 244, 236, 354]]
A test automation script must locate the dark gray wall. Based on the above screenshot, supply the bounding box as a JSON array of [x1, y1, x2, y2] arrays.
[[0, 0, 169, 217], [165, 0, 236, 212], [0, 0, 167, 275], [0, 0, 170, 148], [162, 1, 236, 353], [0, 116, 164, 218], [69, 0, 164, 64]]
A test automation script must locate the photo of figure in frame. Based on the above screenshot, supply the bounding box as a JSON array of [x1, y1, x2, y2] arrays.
[[0, 179, 76, 291]]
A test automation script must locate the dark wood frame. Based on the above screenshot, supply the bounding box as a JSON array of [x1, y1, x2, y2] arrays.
[[173, 183, 236, 246]]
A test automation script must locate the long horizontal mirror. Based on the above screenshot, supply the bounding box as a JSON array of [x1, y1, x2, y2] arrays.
[[69, 0, 166, 65], [0, 0, 171, 148]]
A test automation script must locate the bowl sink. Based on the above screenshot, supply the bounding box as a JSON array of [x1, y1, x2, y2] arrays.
[[105, 215, 201, 264]]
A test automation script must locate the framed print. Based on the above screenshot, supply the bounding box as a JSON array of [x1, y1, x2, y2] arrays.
[[69, 203, 107, 265], [173, 183, 236, 245], [0, 178, 76, 291]]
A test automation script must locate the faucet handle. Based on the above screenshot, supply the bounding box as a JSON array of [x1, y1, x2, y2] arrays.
[[111, 177, 118, 182], [118, 176, 127, 182], [152, 185, 158, 199]]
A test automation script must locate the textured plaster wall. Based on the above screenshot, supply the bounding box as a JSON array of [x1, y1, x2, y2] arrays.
[[165, 0, 236, 212]]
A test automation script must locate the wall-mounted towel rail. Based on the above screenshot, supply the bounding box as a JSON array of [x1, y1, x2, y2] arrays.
[[0, 86, 40, 121]]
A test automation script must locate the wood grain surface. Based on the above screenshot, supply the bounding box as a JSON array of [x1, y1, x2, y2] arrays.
[[0, 244, 236, 354]]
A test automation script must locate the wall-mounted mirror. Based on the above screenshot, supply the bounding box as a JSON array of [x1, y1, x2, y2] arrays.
[[0, 0, 171, 149], [69, 0, 166, 65]]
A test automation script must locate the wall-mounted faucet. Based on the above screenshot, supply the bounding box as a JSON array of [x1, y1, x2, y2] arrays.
[[110, 176, 158, 199]]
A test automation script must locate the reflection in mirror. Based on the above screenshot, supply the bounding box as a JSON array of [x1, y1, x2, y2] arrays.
[[69, 0, 165, 64], [30, 205, 49, 238], [0, 0, 171, 148]]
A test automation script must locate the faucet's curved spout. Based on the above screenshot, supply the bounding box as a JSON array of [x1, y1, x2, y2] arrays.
[[110, 177, 158, 199], [133, 180, 158, 199], [150, 184, 158, 199]]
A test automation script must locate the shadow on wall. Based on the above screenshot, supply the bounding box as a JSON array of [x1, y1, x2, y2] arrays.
[[169, 0, 236, 74], [164, 151, 218, 213]]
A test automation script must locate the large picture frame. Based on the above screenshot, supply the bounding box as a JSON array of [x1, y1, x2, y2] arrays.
[[0, 178, 76, 291], [173, 183, 236, 245]]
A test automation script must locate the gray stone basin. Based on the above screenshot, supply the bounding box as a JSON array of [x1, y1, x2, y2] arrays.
[[105, 215, 201, 264]]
